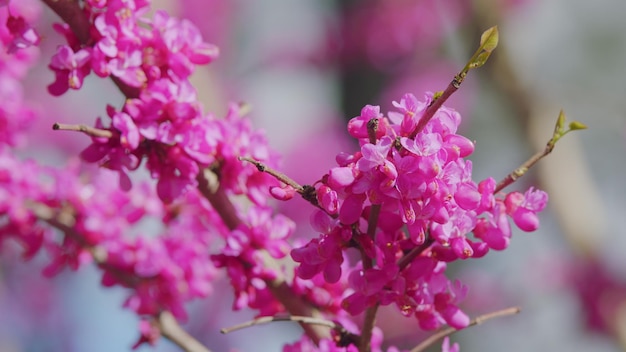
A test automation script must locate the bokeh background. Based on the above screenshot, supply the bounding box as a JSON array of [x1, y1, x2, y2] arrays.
[[1, 0, 625, 351]]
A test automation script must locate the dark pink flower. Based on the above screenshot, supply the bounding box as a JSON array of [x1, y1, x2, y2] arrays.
[[388, 93, 427, 135], [47, 45, 92, 96], [111, 110, 140, 149], [473, 203, 511, 250], [6, 15, 40, 53], [505, 187, 548, 232], [441, 337, 460, 352], [131, 319, 160, 349]]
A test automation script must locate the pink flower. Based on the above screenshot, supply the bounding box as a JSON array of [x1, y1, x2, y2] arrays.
[[505, 187, 548, 232], [47, 45, 92, 96], [131, 319, 160, 349], [80, 117, 140, 191], [111, 109, 140, 149], [147, 10, 219, 80], [6, 15, 40, 53], [441, 337, 460, 352], [317, 184, 339, 214], [389, 93, 427, 135], [270, 184, 296, 200], [291, 233, 345, 283], [347, 104, 385, 139], [473, 202, 512, 250], [292, 212, 350, 283]]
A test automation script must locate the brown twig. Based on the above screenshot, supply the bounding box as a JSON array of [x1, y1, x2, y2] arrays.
[[494, 148, 548, 193], [265, 280, 332, 344], [52, 123, 114, 139], [157, 311, 212, 352], [408, 79, 461, 139], [408, 26, 498, 139], [493, 110, 589, 194], [238, 156, 304, 192], [196, 171, 242, 231], [238, 156, 326, 211], [397, 236, 435, 271], [221, 315, 340, 334], [360, 205, 381, 351], [359, 304, 380, 352], [410, 306, 521, 352], [366, 204, 380, 242]]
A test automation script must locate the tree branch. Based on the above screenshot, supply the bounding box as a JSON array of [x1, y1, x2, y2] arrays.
[[157, 311, 212, 352], [359, 304, 379, 352], [52, 123, 113, 138], [221, 315, 340, 334], [410, 307, 521, 352], [397, 236, 435, 271]]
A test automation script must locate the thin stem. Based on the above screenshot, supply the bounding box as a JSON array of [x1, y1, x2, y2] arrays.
[[357, 210, 380, 352], [407, 26, 498, 139], [410, 307, 521, 352], [239, 156, 304, 192], [494, 135, 555, 193], [366, 204, 381, 241], [408, 77, 460, 139], [265, 280, 332, 344], [221, 315, 340, 334], [358, 114, 385, 352], [52, 123, 113, 139], [397, 236, 434, 271], [361, 206, 380, 269], [238, 157, 325, 210], [359, 303, 380, 352], [196, 171, 242, 231], [157, 311, 212, 352]]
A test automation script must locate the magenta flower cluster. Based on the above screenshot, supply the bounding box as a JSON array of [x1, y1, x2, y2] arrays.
[[0, 148, 224, 322], [0, 0, 39, 147], [0, 0, 551, 351], [47, 0, 280, 203], [291, 93, 548, 330]]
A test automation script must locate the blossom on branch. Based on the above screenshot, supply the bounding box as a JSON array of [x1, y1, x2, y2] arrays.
[[292, 92, 548, 331]]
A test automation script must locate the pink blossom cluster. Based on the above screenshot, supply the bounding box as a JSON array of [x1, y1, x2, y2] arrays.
[[292, 93, 548, 330], [212, 205, 295, 315], [0, 148, 225, 323], [48, 0, 279, 203], [48, 1, 217, 95], [0, 0, 40, 146]]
